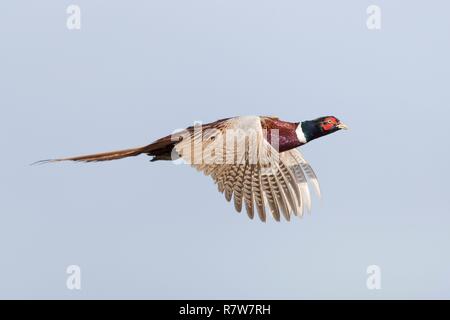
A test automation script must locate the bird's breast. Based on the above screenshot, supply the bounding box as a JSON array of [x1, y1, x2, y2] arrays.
[[260, 117, 302, 152]]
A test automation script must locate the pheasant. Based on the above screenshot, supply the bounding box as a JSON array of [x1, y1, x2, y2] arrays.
[[37, 115, 348, 222]]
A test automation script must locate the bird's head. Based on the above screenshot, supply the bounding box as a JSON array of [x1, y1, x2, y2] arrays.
[[298, 116, 348, 143]]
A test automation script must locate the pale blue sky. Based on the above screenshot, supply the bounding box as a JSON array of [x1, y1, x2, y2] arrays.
[[0, 1, 449, 299]]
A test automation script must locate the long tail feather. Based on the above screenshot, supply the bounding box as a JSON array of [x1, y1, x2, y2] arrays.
[[32, 135, 178, 165], [32, 146, 148, 165]]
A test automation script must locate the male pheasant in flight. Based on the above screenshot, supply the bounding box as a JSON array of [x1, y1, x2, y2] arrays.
[[37, 115, 348, 222]]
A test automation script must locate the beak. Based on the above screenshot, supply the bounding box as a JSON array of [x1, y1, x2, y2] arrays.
[[337, 122, 349, 130]]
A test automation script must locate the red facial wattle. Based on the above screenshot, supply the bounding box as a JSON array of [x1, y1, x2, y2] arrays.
[[322, 117, 338, 131]]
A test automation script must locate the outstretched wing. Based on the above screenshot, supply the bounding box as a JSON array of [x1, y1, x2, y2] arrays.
[[280, 149, 321, 199], [174, 116, 320, 222], [279, 149, 321, 214]]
